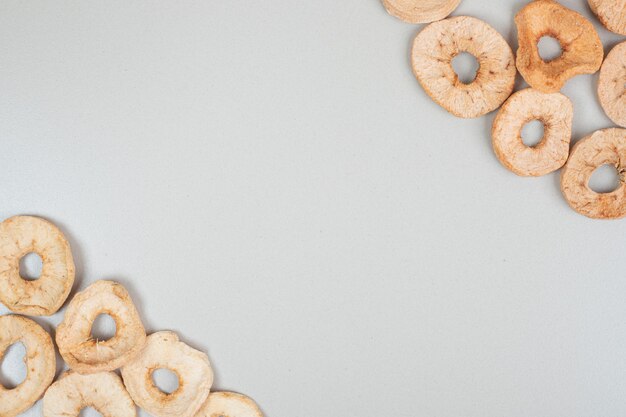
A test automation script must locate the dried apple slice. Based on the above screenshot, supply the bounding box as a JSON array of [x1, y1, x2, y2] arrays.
[[0, 315, 56, 417], [382, 0, 462, 24], [0, 215, 75, 316], [195, 392, 263, 417], [43, 371, 136, 417], [561, 128, 626, 219], [56, 280, 146, 373], [121, 331, 213, 417], [411, 16, 516, 118], [515, 0, 603, 93], [492, 88, 572, 176]]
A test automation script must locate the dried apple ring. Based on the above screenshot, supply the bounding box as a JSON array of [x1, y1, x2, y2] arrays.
[[56, 280, 146, 373], [598, 41, 626, 127], [121, 331, 213, 417], [381, 0, 462, 24], [0, 215, 75, 316], [588, 0, 626, 35], [561, 128, 626, 219], [411, 16, 516, 118], [43, 371, 136, 417], [0, 315, 56, 417], [195, 392, 263, 417], [515, 0, 603, 93], [492, 88, 573, 176]]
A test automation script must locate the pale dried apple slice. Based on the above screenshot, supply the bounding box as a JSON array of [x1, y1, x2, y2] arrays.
[[492, 88, 572, 176], [56, 280, 146, 373], [0, 215, 75, 316], [598, 41, 626, 127], [121, 331, 213, 417], [561, 128, 626, 219], [588, 0, 626, 35], [411, 16, 516, 118], [195, 392, 263, 417], [43, 371, 136, 417], [0, 315, 56, 417], [382, 0, 462, 24]]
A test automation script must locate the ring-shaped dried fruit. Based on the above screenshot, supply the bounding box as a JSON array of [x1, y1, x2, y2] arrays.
[[121, 331, 213, 417], [588, 0, 626, 35], [43, 371, 136, 417], [0, 315, 56, 417], [598, 41, 626, 127], [381, 0, 462, 24], [515, 0, 603, 93], [195, 392, 263, 417], [0, 215, 75, 316], [411, 16, 516, 118], [561, 128, 626, 219], [492, 88, 573, 176], [56, 280, 146, 373]]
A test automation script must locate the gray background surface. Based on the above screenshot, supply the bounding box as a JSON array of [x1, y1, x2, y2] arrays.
[[1, 1, 626, 416]]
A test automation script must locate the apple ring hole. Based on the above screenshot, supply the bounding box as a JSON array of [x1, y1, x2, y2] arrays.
[[538, 35, 563, 62], [521, 119, 545, 148], [452, 52, 479, 85], [19, 252, 43, 281], [589, 163, 621, 194], [152, 368, 180, 395], [90, 314, 117, 342], [0, 342, 27, 389]]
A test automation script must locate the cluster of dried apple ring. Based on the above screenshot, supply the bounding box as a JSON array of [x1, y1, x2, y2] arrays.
[[383, 0, 626, 219], [0, 215, 263, 417]]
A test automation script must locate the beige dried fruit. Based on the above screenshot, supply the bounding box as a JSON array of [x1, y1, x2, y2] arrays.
[[0, 315, 56, 417], [195, 392, 263, 417], [561, 128, 626, 219], [588, 0, 626, 35], [0, 215, 75, 316], [43, 371, 136, 417], [598, 41, 626, 127], [121, 331, 213, 417], [382, 0, 461, 24], [411, 16, 516, 118], [515, 0, 603, 93], [56, 280, 146, 373], [492, 88, 573, 176]]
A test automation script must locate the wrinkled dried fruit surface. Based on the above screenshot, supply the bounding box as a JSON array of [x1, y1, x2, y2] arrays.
[[195, 392, 263, 417], [588, 0, 626, 35], [561, 128, 626, 219], [598, 41, 626, 127], [43, 371, 136, 417], [492, 88, 572, 176], [515, 0, 603, 93], [382, 0, 461, 24], [411, 16, 516, 118], [121, 331, 213, 417], [56, 280, 146, 373], [0, 315, 56, 417], [0, 216, 75, 316]]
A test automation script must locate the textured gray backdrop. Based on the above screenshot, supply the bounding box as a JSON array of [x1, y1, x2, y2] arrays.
[[1, 1, 626, 416]]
